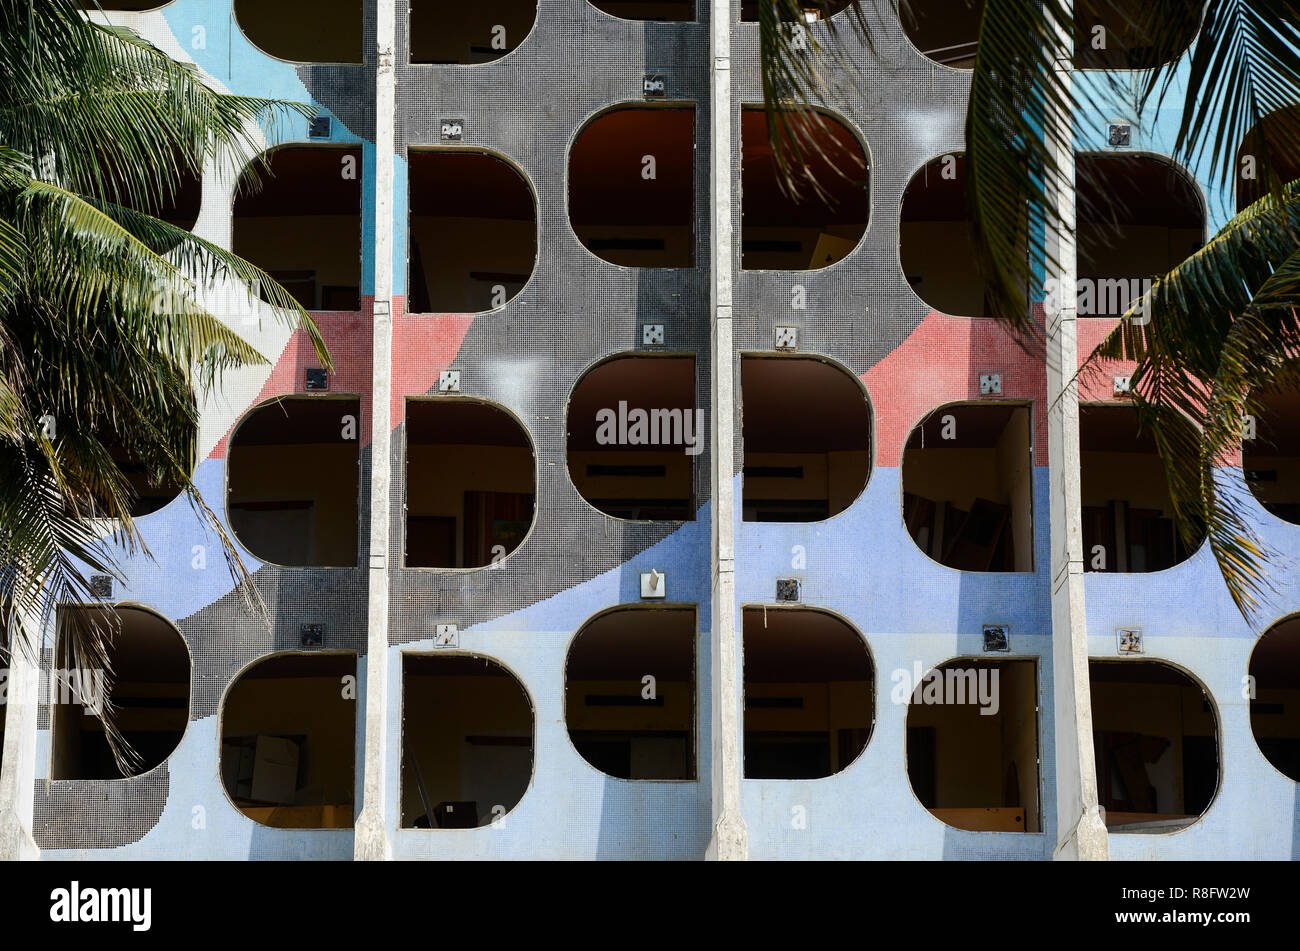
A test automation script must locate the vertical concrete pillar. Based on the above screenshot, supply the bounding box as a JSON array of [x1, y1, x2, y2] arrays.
[[1047, 18, 1107, 861], [706, 0, 748, 862], [0, 631, 41, 861], [355, 0, 396, 862]]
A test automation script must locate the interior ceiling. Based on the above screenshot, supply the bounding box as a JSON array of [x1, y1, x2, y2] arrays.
[[740, 109, 869, 228], [742, 609, 873, 683], [234, 147, 363, 218], [1253, 618, 1300, 688], [1089, 660, 1205, 689], [235, 652, 357, 681], [1248, 386, 1300, 453], [1236, 107, 1300, 210], [405, 654, 521, 679], [568, 356, 695, 451], [407, 400, 531, 447], [409, 151, 535, 220], [568, 108, 694, 226], [905, 403, 1023, 450], [742, 357, 871, 453], [567, 608, 695, 681], [1080, 404, 1172, 453], [232, 398, 362, 446], [1076, 154, 1204, 229], [901, 154, 968, 223], [62, 607, 189, 684]]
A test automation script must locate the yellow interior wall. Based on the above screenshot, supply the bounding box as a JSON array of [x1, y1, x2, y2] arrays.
[[409, 215, 535, 313], [401, 672, 533, 826], [232, 215, 362, 299], [575, 224, 693, 268], [228, 442, 359, 566], [405, 443, 533, 563], [1081, 450, 1175, 514], [742, 223, 864, 271], [566, 680, 693, 732], [222, 675, 357, 807], [745, 450, 870, 510], [568, 449, 694, 504], [744, 681, 873, 772]]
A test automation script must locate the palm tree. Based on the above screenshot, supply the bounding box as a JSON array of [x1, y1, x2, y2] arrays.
[[759, 0, 1300, 618], [0, 0, 330, 771]]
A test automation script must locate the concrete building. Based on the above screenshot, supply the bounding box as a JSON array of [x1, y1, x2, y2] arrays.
[[1, 0, 1298, 861]]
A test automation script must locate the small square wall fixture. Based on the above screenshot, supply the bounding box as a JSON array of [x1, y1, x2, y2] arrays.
[[1116, 627, 1143, 654], [640, 569, 666, 599], [776, 578, 801, 602], [308, 116, 332, 139], [89, 575, 113, 599], [305, 368, 329, 392], [438, 370, 461, 393], [774, 326, 798, 350], [434, 623, 459, 647], [983, 624, 1009, 652], [300, 623, 325, 648], [1107, 122, 1132, 148], [979, 373, 1002, 395], [642, 324, 665, 346]]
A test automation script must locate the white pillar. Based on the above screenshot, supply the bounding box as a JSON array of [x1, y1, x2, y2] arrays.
[[1047, 9, 1107, 861], [354, 0, 396, 862], [706, 0, 747, 862], [0, 626, 43, 861]]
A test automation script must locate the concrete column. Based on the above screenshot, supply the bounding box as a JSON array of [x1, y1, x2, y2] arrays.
[[354, 0, 396, 862], [1047, 16, 1107, 861], [0, 631, 41, 861], [705, 0, 747, 862]]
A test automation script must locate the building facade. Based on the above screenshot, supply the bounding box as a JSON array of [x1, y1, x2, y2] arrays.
[[1, 0, 1298, 860]]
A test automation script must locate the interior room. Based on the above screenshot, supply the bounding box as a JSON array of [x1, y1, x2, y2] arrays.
[[568, 106, 695, 268], [741, 108, 869, 271], [906, 659, 1040, 832], [567, 355, 696, 521], [565, 607, 696, 780], [405, 399, 535, 569], [401, 654, 534, 828], [233, 0, 362, 64], [1089, 660, 1219, 833], [742, 608, 874, 779], [1248, 617, 1300, 782], [227, 397, 361, 568], [220, 652, 358, 829], [1075, 154, 1205, 318], [409, 0, 537, 64], [50, 606, 190, 781], [1243, 384, 1300, 524], [1079, 404, 1203, 572], [586, 0, 694, 22], [902, 403, 1034, 571], [900, 152, 1014, 317], [741, 356, 872, 522], [232, 146, 363, 311], [739, 0, 852, 22], [408, 150, 536, 314], [1236, 106, 1300, 212]]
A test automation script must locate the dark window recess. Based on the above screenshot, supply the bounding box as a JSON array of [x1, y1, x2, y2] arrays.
[[227, 398, 361, 568], [50, 607, 190, 780], [1248, 618, 1300, 782], [743, 608, 873, 779], [905, 659, 1041, 832], [902, 402, 1034, 572], [568, 355, 696, 521], [408, 151, 537, 314], [402, 655, 534, 828], [409, 0, 538, 64], [233, 147, 362, 311], [1090, 661, 1219, 832], [740, 108, 868, 271], [742, 357, 871, 522], [405, 400, 535, 568], [566, 607, 696, 780], [569, 107, 695, 268], [1079, 405, 1204, 573]]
